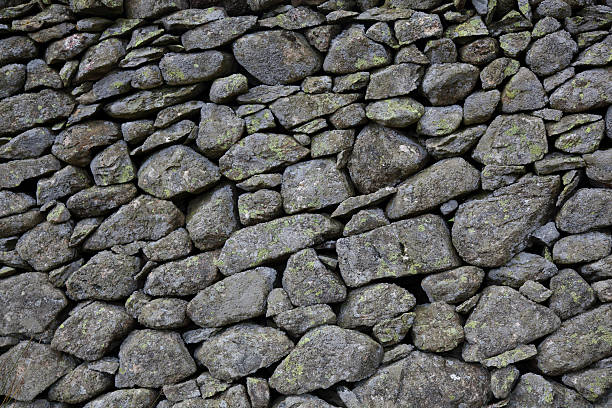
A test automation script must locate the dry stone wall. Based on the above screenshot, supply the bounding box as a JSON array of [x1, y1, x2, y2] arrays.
[[0, 0, 611, 406]]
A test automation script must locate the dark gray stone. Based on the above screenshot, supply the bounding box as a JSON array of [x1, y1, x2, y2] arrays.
[[181, 16, 256, 51], [421, 266, 485, 304], [556, 188, 612, 233], [412, 301, 464, 352], [421, 63, 479, 105], [159, 52, 233, 86], [16, 221, 77, 272], [323, 25, 391, 74], [549, 269, 597, 320], [66, 184, 138, 217], [52, 120, 121, 167], [488, 252, 558, 288], [144, 252, 218, 297]]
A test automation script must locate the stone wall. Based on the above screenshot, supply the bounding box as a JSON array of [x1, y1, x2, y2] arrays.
[[0, 0, 611, 406]]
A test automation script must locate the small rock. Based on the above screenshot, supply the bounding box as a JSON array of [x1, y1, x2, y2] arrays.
[[556, 188, 612, 233], [491, 365, 520, 399], [138, 298, 189, 329], [366, 97, 425, 127], [421, 63, 479, 105], [421, 266, 485, 304], [365, 63, 423, 100], [412, 302, 464, 352], [463, 90, 500, 125], [344, 208, 389, 236], [181, 16, 256, 51], [500, 67, 546, 113], [16, 221, 77, 272], [553, 231, 612, 265], [550, 68, 612, 112], [237, 189, 282, 226], [526, 30, 578, 76], [159, 51, 233, 86], [417, 105, 463, 136], [482, 344, 538, 368], [488, 252, 558, 288], [274, 304, 336, 337], [549, 269, 597, 320]]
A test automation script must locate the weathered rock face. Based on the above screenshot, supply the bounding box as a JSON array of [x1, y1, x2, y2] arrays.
[[1, 0, 611, 405]]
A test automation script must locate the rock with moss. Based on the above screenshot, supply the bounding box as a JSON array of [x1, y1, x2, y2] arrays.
[[76, 38, 126, 82], [137, 298, 189, 329], [553, 232, 612, 265], [270, 325, 382, 394], [416, 105, 463, 136], [506, 373, 592, 408], [491, 365, 520, 399], [556, 188, 612, 233], [562, 357, 612, 402], [412, 302, 464, 352], [16, 221, 78, 272], [554, 120, 604, 154], [196, 323, 293, 381], [323, 25, 391, 74], [237, 189, 282, 226], [548, 269, 597, 320], [270, 92, 360, 129], [421, 266, 485, 304], [144, 252, 218, 297], [365, 97, 425, 127], [549, 68, 612, 112], [104, 85, 204, 119], [181, 16, 256, 51], [500, 67, 547, 113], [526, 30, 577, 76], [488, 252, 558, 288], [48, 362, 114, 404], [421, 63, 479, 105], [482, 344, 538, 368], [66, 184, 138, 217], [90, 141, 135, 186], [352, 351, 489, 407], [274, 304, 337, 337], [51, 301, 134, 361], [337, 214, 461, 287], [365, 63, 423, 100], [395, 12, 443, 44]]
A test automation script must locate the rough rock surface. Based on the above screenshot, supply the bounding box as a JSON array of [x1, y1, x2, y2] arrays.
[[0, 1, 611, 406]]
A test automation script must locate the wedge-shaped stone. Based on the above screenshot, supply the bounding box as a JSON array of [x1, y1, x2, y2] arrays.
[[270, 92, 360, 129], [104, 85, 203, 119]]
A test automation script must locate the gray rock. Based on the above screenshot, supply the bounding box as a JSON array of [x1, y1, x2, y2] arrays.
[[482, 167, 528, 191], [323, 25, 391, 74], [473, 114, 547, 166], [365, 97, 425, 127], [463, 90, 500, 125], [562, 357, 612, 402], [116, 330, 196, 388], [549, 269, 597, 320], [421, 63, 479, 105], [76, 38, 126, 82], [159, 52, 233, 86], [16, 221, 77, 272], [237, 85, 300, 104], [78, 70, 134, 104], [302, 76, 333, 94], [237, 189, 282, 226], [83, 195, 184, 251], [491, 365, 520, 399], [582, 255, 612, 281], [0, 64, 25, 99], [52, 120, 121, 167], [0, 210, 44, 239], [24, 59, 62, 91], [352, 351, 490, 408], [281, 158, 354, 214], [412, 301, 464, 352], [0, 272, 66, 337], [186, 183, 239, 251], [187, 267, 275, 328], [181, 16, 256, 51], [0, 36, 36, 66], [555, 120, 605, 154], [140, 120, 196, 154], [458, 37, 499, 66], [104, 85, 204, 119], [395, 12, 443, 44], [162, 379, 200, 403], [488, 252, 558, 288], [0, 342, 76, 402], [387, 158, 480, 219], [424, 125, 487, 159], [45, 33, 99, 64], [142, 228, 192, 262], [337, 214, 461, 287], [332, 186, 396, 218], [480, 57, 520, 90], [452, 175, 560, 267], [0, 128, 55, 160], [0, 90, 75, 137], [550, 68, 612, 112], [48, 363, 113, 404], [83, 389, 157, 408], [125, 0, 187, 18], [482, 344, 538, 369], [553, 231, 612, 265], [365, 63, 423, 100], [338, 283, 415, 328], [500, 67, 547, 113], [417, 105, 463, 136], [556, 188, 612, 233], [344, 208, 389, 236], [463, 286, 560, 362], [584, 149, 612, 184], [282, 248, 346, 307], [274, 304, 336, 337], [260, 6, 324, 29], [348, 124, 427, 194], [36, 165, 92, 206], [424, 38, 457, 63], [66, 184, 137, 217], [209, 74, 248, 104], [138, 298, 189, 329], [270, 92, 360, 129], [233, 30, 322, 85], [90, 141, 135, 186], [499, 32, 532, 58], [246, 377, 269, 408], [329, 104, 367, 129], [534, 153, 586, 176], [270, 325, 382, 395], [266, 288, 293, 318], [66, 250, 141, 301], [138, 146, 220, 199], [244, 108, 276, 134], [144, 252, 218, 296], [371, 312, 414, 346], [196, 323, 293, 381], [0, 191, 35, 218], [159, 8, 226, 31], [526, 30, 578, 76], [51, 301, 133, 361], [219, 133, 309, 181], [421, 266, 485, 304]]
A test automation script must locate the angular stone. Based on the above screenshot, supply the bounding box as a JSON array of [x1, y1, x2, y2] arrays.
[[0, 90, 74, 136], [142, 228, 191, 262], [48, 362, 114, 404], [526, 30, 578, 76], [185, 183, 238, 251], [159, 8, 226, 31], [83, 195, 184, 251], [144, 252, 218, 297], [217, 214, 342, 275], [0, 36, 36, 66], [0, 128, 54, 160], [104, 85, 203, 119], [365, 97, 425, 127], [416, 105, 463, 136], [555, 120, 604, 154], [66, 184, 137, 217], [51, 301, 133, 361], [481, 57, 520, 90], [550, 68, 612, 112], [338, 214, 461, 287], [452, 175, 559, 267], [0, 63, 26, 100], [16, 221, 77, 272], [0, 191, 35, 219], [348, 124, 427, 194], [139, 119, 196, 154], [270, 92, 360, 129], [274, 304, 336, 337], [344, 209, 389, 236], [116, 330, 196, 388], [395, 12, 442, 44], [219, 133, 309, 181], [90, 140, 134, 186], [549, 268, 597, 320], [0, 209, 43, 239], [332, 186, 396, 218], [421, 266, 485, 304], [45, 33, 99, 64], [52, 120, 121, 166], [137, 298, 188, 329], [181, 16, 256, 51], [0, 342, 76, 402], [196, 324, 293, 381], [421, 63, 479, 105], [553, 231, 612, 265], [125, 0, 188, 18], [76, 38, 126, 82], [352, 351, 490, 407], [270, 325, 382, 395], [488, 252, 558, 288], [501, 67, 547, 113], [562, 357, 612, 402], [507, 373, 592, 408], [78, 70, 133, 104], [0, 272, 66, 337], [323, 25, 391, 74], [159, 51, 233, 86], [464, 90, 501, 125], [138, 146, 220, 199], [556, 188, 612, 233], [233, 30, 321, 85], [24, 59, 62, 91], [338, 283, 415, 328], [83, 389, 157, 408], [412, 302, 464, 352], [365, 63, 423, 100], [387, 158, 480, 219], [463, 286, 560, 361], [237, 189, 282, 226], [424, 125, 487, 159], [483, 344, 538, 369], [196, 103, 244, 159]]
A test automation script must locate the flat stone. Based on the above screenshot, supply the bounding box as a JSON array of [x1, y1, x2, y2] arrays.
[[51, 301, 133, 360], [387, 158, 480, 219], [0, 36, 37, 66], [506, 373, 592, 408], [16, 221, 77, 272], [104, 85, 203, 119], [66, 184, 137, 217], [24, 59, 62, 91], [181, 16, 256, 51], [233, 30, 322, 85], [217, 214, 342, 275], [159, 51, 233, 86], [365, 63, 423, 100], [421, 266, 485, 304], [323, 25, 391, 74], [236, 85, 300, 104], [45, 33, 99, 64], [196, 324, 293, 381], [76, 38, 126, 82], [412, 301, 464, 352], [337, 214, 461, 287], [144, 252, 218, 297], [365, 97, 425, 127], [83, 389, 157, 408], [549, 68, 612, 112], [52, 120, 121, 167], [421, 63, 479, 105], [0, 90, 74, 136], [159, 8, 227, 31], [331, 186, 397, 218], [553, 231, 612, 265], [395, 12, 443, 44], [555, 120, 604, 154], [482, 344, 538, 368], [424, 125, 487, 159], [270, 92, 360, 129], [47, 363, 114, 404], [488, 252, 558, 288], [125, 0, 188, 19], [138, 298, 188, 329], [452, 175, 560, 267], [142, 228, 191, 262], [237, 189, 283, 226], [416, 105, 463, 136], [556, 188, 612, 233], [0, 63, 26, 100], [270, 325, 382, 395], [90, 140, 135, 186], [274, 304, 336, 337], [0, 128, 53, 160], [562, 357, 612, 402], [463, 285, 560, 362]]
